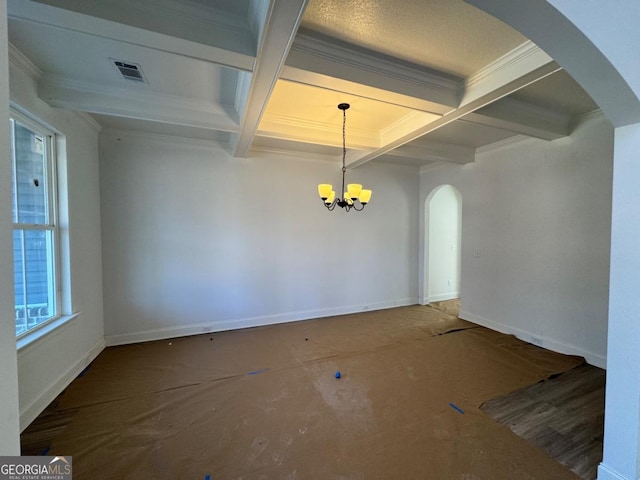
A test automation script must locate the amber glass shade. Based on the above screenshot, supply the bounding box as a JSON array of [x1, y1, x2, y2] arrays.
[[359, 189, 372, 204], [318, 184, 332, 200], [347, 183, 362, 200], [324, 191, 336, 205]]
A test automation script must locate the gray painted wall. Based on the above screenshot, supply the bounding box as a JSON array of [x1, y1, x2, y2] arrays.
[[99, 132, 420, 344], [420, 113, 613, 367]]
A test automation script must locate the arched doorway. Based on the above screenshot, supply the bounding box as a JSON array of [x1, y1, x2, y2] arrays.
[[462, 3, 640, 479], [424, 184, 461, 304]]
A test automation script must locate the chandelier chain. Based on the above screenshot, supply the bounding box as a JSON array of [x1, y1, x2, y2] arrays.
[[341, 106, 347, 196]]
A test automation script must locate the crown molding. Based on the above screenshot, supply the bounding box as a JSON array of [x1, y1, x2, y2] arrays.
[[573, 108, 606, 128], [40, 73, 230, 113], [258, 112, 379, 149], [475, 134, 532, 155], [289, 29, 461, 108], [249, 145, 338, 163], [38, 73, 238, 132], [466, 40, 552, 90], [8, 42, 41, 82], [101, 128, 227, 150]]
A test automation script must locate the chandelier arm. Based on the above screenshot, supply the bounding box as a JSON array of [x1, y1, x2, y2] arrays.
[[352, 202, 365, 211], [325, 199, 338, 211]]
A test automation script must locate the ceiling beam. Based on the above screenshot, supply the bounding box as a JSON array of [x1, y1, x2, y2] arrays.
[[231, 0, 308, 158], [8, 0, 255, 70], [388, 139, 475, 165], [464, 96, 571, 140], [39, 75, 238, 131], [346, 41, 561, 168], [285, 29, 461, 112], [280, 65, 454, 115]]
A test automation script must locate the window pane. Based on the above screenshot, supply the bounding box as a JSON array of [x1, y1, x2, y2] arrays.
[[13, 230, 26, 336], [14, 228, 56, 336], [13, 121, 48, 224]]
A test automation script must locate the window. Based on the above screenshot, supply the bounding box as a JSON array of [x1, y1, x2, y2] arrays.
[[11, 112, 60, 337]]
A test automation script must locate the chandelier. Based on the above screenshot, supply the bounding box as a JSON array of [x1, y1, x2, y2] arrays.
[[317, 103, 372, 211]]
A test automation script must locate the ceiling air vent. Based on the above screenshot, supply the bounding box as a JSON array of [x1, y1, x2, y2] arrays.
[[110, 59, 147, 83]]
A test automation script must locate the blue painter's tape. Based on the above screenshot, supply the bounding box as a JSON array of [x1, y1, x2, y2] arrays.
[[246, 368, 269, 376], [449, 402, 464, 414]]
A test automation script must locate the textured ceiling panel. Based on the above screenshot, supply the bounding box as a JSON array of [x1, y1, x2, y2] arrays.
[[512, 70, 599, 117], [301, 0, 527, 77]]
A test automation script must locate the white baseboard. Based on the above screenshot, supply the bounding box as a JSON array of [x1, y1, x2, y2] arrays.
[[20, 338, 105, 432], [105, 298, 418, 346], [459, 310, 607, 369], [427, 292, 460, 303], [597, 463, 630, 480]]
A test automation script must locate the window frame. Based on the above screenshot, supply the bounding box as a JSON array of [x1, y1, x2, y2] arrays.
[[11, 108, 62, 339]]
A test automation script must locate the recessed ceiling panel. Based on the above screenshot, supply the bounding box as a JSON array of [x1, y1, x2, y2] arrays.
[[9, 19, 231, 105], [302, 0, 527, 77], [259, 80, 438, 149], [28, 0, 256, 56], [415, 119, 517, 148]]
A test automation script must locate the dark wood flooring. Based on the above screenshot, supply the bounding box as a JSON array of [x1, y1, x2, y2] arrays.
[[20, 398, 78, 456], [481, 363, 605, 480]]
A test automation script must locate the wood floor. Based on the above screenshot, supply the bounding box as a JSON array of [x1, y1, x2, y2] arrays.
[[481, 363, 605, 480], [20, 399, 78, 456]]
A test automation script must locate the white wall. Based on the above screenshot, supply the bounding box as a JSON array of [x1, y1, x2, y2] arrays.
[[100, 132, 419, 344], [427, 185, 461, 302], [0, 0, 20, 454], [420, 113, 613, 368], [9, 49, 105, 430]]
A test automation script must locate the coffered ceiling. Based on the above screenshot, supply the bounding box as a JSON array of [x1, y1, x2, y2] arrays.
[[7, 0, 599, 168]]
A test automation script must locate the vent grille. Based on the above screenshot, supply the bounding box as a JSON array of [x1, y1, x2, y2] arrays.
[[111, 59, 147, 83]]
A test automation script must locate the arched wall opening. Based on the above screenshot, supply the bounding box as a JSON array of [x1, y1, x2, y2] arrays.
[[460, 3, 640, 480], [423, 184, 461, 304]]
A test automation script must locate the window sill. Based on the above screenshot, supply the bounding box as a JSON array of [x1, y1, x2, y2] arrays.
[[17, 313, 80, 353]]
